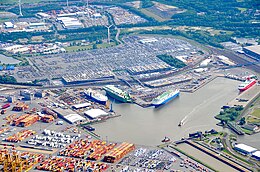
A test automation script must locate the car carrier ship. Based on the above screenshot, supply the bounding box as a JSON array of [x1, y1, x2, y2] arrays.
[[84, 88, 108, 104], [238, 79, 256, 91], [103, 85, 132, 103], [152, 89, 180, 107]]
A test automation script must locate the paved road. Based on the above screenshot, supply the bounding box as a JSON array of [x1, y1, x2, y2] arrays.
[[115, 27, 123, 44]]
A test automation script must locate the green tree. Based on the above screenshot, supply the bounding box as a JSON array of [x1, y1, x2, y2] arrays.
[[239, 117, 246, 125]]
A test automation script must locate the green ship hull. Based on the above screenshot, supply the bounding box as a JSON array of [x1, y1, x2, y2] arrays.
[[103, 85, 132, 103], [106, 91, 131, 103]]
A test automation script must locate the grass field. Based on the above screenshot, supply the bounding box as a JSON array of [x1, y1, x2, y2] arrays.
[[65, 42, 116, 52], [252, 108, 260, 118], [237, 7, 247, 12], [65, 45, 93, 52], [140, 8, 166, 22], [246, 116, 260, 124], [97, 42, 116, 48]]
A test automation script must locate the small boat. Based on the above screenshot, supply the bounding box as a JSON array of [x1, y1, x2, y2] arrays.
[[162, 136, 170, 143]]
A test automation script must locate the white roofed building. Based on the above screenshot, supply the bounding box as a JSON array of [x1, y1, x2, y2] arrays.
[[36, 12, 51, 19], [93, 13, 102, 18], [63, 114, 86, 124], [252, 151, 260, 161], [234, 143, 257, 155], [56, 17, 83, 29], [4, 22, 14, 28], [3, 45, 29, 54], [72, 102, 91, 109], [84, 109, 108, 119], [200, 59, 211, 67], [217, 55, 235, 66]]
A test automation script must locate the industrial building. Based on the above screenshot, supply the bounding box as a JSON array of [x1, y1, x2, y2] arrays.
[[194, 68, 208, 73], [252, 151, 260, 161], [20, 90, 34, 100], [72, 102, 91, 109], [93, 13, 102, 18], [4, 22, 14, 29], [233, 143, 257, 155], [217, 55, 235, 66], [29, 22, 46, 29], [3, 45, 29, 54], [200, 59, 211, 67], [56, 17, 83, 29], [35, 12, 51, 19], [53, 108, 86, 124], [84, 109, 108, 119], [34, 90, 46, 98], [62, 114, 86, 124], [243, 45, 260, 60]]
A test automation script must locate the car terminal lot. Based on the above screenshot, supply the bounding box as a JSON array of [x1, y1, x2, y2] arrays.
[[15, 35, 204, 83]]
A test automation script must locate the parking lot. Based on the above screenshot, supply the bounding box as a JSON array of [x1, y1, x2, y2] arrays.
[[16, 35, 204, 83]]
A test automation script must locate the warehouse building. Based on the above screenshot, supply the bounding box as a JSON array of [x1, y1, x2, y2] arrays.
[[56, 17, 83, 29], [53, 108, 86, 124], [217, 55, 235, 66], [233, 143, 257, 155], [252, 151, 260, 161], [4, 22, 14, 29], [84, 109, 108, 119], [29, 22, 46, 29], [200, 59, 211, 67], [243, 45, 260, 60], [3, 45, 29, 54], [72, 102, 91, 109], [36, 12, 51, 19], [62, 114, 86, 124]]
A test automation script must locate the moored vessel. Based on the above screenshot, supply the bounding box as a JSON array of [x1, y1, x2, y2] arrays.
[[238, 79, 256, 91], [161, 136, 170, 143], [84, 88, 108, 104], [103, 85, 132, 103], [152, 89, 180, 107]]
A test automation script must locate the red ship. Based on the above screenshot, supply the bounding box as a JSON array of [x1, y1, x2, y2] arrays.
[[238, 79, 256, 91], [2, 103, 10, 109]]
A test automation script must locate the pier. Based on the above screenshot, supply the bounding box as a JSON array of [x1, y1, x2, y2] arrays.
[[226, 84, 260, 108]]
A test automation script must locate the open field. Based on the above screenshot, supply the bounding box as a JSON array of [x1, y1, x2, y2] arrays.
[[246, 115, 260, 124], [237, 7, 247, 12], [64, 45, 93, 52], [252, 108, 260, 118], [175, 26, 234, 36], [139, 1, 185, 21], [124, 1, 141, 9], [140, 8, 166, 22], [64, 42, 116, 52]]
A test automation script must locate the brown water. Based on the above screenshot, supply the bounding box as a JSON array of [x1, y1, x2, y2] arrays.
[[94, 77, 260, 148]]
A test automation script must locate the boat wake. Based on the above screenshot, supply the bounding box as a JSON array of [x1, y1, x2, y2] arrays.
[[179, 90, 225, 126]]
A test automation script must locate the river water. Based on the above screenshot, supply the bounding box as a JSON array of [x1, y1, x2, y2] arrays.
[[94, 77, 260, 148]]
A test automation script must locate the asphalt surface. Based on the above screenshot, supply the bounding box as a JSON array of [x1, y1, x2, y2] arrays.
[[209, 47, 260, 73]]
